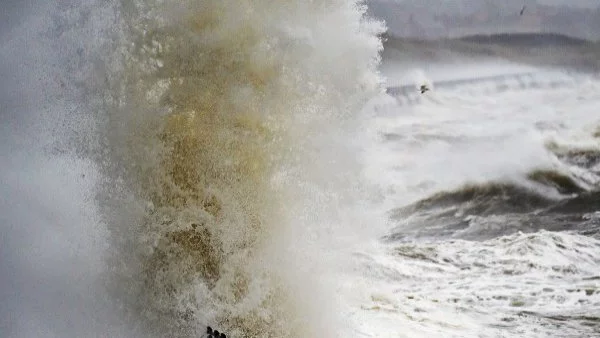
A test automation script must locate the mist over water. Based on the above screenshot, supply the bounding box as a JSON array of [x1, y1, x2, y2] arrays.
[[1, 1, 124, 337]]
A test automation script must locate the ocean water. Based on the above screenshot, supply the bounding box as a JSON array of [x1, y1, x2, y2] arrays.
[[352, 35, 600, 337], [1, 1, 599, 338], [354, 72, 600, 337]]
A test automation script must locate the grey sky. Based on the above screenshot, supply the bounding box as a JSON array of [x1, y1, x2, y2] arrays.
[[373, 0, 599, 8], [533, 0, 598, 7], [368, 0, 600, 40]]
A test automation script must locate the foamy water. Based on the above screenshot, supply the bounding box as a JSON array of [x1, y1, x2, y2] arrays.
[[347, 68, 600, 337]]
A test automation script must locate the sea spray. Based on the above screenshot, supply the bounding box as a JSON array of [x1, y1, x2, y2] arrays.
[[92, 1, 384, 337]]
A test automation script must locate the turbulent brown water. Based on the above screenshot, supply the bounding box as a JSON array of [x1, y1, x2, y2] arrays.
[[87, 1, 383, 337]]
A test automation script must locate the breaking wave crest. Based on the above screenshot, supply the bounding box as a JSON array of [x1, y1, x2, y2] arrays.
[[388, 133, 600, 242], [90, 1, 383, 337]]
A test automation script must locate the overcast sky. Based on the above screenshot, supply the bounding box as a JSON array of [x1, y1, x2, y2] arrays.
[[372, 0, 599, 8], [368, 0, 600, 40], [527, 0, 598, 7]]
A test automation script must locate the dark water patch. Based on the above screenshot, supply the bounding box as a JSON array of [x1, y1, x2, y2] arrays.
[[394, 183, 554, 218], [546, 143, 600, 171], [547, 191, 600, 215], [527, 170, 586, 195], [386, 211, 588, 242], [561, 150, 600, 171], [393, 245, 439, 263], [582, 276, 600, 281], [458, 33, 590, 48], [388, 178, 600, 241], [517, 311, 600, 333]]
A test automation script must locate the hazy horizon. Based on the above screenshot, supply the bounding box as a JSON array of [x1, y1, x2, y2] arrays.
[[368, 0, 600, 41]]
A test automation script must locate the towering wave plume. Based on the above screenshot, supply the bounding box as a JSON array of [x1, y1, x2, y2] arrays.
[[92, 1, 383, 337]]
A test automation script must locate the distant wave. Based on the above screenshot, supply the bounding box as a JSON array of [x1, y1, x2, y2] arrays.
[[386, 140, 600, 242], [381, 32, 600, 73], [457, 32, 591, 47], [387, 182, 600, 242]]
